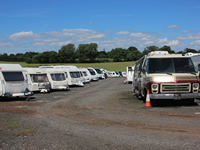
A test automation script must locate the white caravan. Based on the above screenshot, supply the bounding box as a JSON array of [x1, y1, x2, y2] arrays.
[[79, 68, 91, 83], [23, 68, 50, 93], [126, 66, 135, 84], [87, 68, 99, 81], [107, 71, 120, 77], [94, 68, 105, 79], [186, 53, 200, 71], [0, 64, 33, 99], [40, 68, 69, 90], [40, 66, 84, 86]]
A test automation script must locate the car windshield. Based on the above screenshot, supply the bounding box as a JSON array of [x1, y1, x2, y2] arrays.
[[147, 58, 196, 73]]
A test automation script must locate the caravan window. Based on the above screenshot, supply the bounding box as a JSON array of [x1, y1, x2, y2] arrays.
[[30, 74, 49, 83], [2, 72, 24, 81], [50, 73, 66, 81], [82, 71, 87, 76], [88, 69, 96, 75], [70, 72, 80, 78]]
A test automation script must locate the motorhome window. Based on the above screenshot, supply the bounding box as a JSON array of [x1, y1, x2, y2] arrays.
[[148, 58, 174, 73], [173, 58, 196, 73], [51, 73, 66, 81], [147, 58, 196, 73], [30, 74, 49, 83], [3, 72, 24, 81]]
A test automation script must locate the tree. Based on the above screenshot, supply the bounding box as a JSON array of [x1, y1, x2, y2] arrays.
[[76, 43, 98, 62], [184, 48, 198, 53], [142, 45, 159, 55], [16, 53, 24, 62], [109, 48, 126, 62], [159, 45, 175, 53], [24, 51, 39, 63], [126, 46, 142, 61], [58, 44, 76, 63], [97, 51, 108, 58]]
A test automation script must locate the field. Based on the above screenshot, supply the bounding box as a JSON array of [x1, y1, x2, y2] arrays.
[[0, 61, 135, 72]]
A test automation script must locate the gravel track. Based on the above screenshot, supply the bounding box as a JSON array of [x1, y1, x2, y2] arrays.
[[0, 78, 200, 150]]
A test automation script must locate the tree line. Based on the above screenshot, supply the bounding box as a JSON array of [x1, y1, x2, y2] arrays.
[[0, 43, 200, 63]]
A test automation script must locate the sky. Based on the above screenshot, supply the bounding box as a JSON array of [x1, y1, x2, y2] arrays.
[[1, 0, 200, 54]]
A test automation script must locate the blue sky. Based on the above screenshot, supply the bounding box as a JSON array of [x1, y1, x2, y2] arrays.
[[1, 0, 200, 54]]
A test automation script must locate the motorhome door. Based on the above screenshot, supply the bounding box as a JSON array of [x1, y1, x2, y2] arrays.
[[0, 77, 3, 96]]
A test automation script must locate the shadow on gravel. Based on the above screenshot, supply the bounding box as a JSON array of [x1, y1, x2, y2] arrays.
[[150, 99, 198, 107], [0, 96, 36, 102]]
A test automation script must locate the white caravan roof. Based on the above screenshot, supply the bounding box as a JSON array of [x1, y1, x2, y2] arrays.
[[0, 64, 23, 71], [23, 67, 46, 74]]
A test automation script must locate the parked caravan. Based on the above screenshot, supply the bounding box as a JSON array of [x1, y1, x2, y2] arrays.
[[40, 66, 84, 86], [126, 66, 135, 84], [79, 68, 91, 83], [100, 68, 108, 79], [107, 71, 120, 77], [87, 68, 99, 81], [94, 68, 105, 79], [40, 68, 69, 90], [0, 64, 33, 99], [23, 68, 50, 92], [133, 51, 200, 102], [122, 72, 127, 77], [186, 53, 200, 72]]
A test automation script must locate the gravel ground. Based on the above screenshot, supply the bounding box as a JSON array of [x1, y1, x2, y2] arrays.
[[0, 78, 200, 150]]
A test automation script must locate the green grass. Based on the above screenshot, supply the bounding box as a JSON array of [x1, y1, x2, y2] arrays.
[[0, 61, 135, 72]]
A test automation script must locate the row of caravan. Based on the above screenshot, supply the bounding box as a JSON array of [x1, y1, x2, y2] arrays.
[[0, 64, 106, 100]]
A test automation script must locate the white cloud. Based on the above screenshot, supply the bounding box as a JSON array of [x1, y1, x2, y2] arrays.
[[167, 25, 180, 29], [177, 32, 200, 40], [9, 31, 35, 41], [0, 41, 13, 47], [87, 34, 106, 39], [158, 38, 168, 43], [2, 28, 197, 53], [167, 40, 179, 46], [115, 31, 130, 35], [190, 40, 200, 45], [129, 32, 147, 38], [180, 30, 190, 33]]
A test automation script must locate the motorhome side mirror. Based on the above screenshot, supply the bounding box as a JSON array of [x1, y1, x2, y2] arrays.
[[142, 66, 146, 71], [198, 64, 200, 71]]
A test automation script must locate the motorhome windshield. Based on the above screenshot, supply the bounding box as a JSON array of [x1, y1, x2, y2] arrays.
[[2, 72, 24, 81], [50, 73, 66, 81], [147, 58, 196, 73], [30, 74, 49, 83]]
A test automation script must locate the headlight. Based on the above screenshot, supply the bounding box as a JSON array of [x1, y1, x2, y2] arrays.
[[152, 84, 158, 89], [193, 83, 199, 93], [193, 83, 199, 89], [151, 84, 158, 93]]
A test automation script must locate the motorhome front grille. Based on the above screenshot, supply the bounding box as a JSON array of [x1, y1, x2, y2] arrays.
[[160, 83, 190, 93]]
